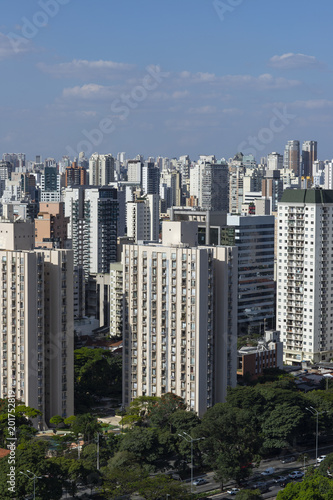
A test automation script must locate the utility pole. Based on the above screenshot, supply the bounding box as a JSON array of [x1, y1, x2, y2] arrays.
[[20, 471, 42, 500], [306, 406, 325, 463], [96, 432, 100, 470], [178, 431, 205, 493]]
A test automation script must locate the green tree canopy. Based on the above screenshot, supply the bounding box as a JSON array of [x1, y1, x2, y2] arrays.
[[261, 402, 306, 450], [74, 347, 122, 412], [197, 403, 261, 486], [276, 473, 333, 499]]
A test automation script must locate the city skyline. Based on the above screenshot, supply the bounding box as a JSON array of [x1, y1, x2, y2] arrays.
[[1, 0, 333, 159]]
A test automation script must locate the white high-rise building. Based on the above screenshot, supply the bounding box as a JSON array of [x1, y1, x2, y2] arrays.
[[324, 161, 333, 190], [0, 220, 74, 428], [277, 188, 333, 364], [122, 220, 238, 416], [127, 160, 143, 184], [89, 153, 115, 186], [267, 152, 283, 170], [63, 186, 118, 276], [127, 194, 159, 243]]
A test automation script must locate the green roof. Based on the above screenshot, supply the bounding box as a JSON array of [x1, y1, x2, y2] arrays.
[[280, 188, 333, 204]]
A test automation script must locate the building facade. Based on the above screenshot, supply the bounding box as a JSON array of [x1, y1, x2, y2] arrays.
[[277, 189, 333, 364], [126, 194, 159, 243], [222, 215, 275, 336], [0, 220, 74, 428], [88, 153, 114, 187], [201, 162, 229, 212], [122, 221, 238, 416], [284, 140, 300, 176]]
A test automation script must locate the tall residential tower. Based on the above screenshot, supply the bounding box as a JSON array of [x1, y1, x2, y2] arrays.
[[277, 189, 333, 364]]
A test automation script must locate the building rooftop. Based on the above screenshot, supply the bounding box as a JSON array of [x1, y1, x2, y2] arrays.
[[280, 188, 333, 204]]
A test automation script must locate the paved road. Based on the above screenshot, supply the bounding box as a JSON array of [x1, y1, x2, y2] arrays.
[[189, 443, 333, 499]]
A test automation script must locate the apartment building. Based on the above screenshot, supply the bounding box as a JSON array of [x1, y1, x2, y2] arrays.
[[122, 220, 238, 416], [0, 220, 73, 428], [277, 188, 333, 364]]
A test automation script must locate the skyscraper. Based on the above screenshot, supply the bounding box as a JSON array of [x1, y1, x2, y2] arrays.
[[41, 166, 61, 202], [283, 140, 300, 176], [201, 162, 229, 211], [64, 186, 118, 276], [0, 220, 74, 428], [221, 215, 275, 336], [122, 220, 238, 416], [277, 188, 333, 364], [126, 194, 159, 243], [267, 152, 283, 170], [88, 153, 114, 186], [302, 141, 317, 178]]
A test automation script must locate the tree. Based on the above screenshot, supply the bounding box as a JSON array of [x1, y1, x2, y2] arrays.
[[119, 426, 165, 470], [276, 473, 333, 499], [136, 474, 192, 499], [49, 415, 64, 428], [148, 393, 187, 429], [0, 440, 64, 500], [318, 453, 333, 476], [0, 399, 41, 446], [261, 402, 306, 450], [102, 464, 145, 499], [74, 347, 122, 412], [70, 413, 102, 441], [197, 403, 261, 487], [235, 490, 263, 500], [121, 395, 159, 427]]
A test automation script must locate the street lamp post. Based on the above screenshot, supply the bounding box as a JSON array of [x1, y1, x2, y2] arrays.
[[178, 431, 205, 493], [19, 470, 42, 500], [306, 406, 324, 464]]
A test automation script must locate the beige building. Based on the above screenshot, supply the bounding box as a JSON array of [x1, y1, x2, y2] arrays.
[[122, 220, 238, 417], [0, 220, 74, 428], [35, 202, 69, 249]]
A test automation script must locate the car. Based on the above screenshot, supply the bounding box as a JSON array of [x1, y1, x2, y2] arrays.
[[227, 488, 240, 495], [275, 475, 288, 483], [281, 455, 296, 463], [251, 481, 266, 490], [317, 455, 327, 463], [261, 467, 275, 476], [280, 478, 293, 487], [171, 474, 181, 481], [192, 477, 208, 486], [289, 470, 304, 479]]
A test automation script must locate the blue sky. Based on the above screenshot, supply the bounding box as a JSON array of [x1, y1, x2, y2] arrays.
[[1, 0, 333, 162]]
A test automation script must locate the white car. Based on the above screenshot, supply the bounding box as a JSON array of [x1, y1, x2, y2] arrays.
[[317, 455, 327, 463], [227, 488, 240, 495], [261, 467, 275, 476], [192, 478, 207, 486], [289, 470, 304, 479]]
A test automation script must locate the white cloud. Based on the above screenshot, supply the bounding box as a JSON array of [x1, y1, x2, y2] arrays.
[[188, 105, 217, 114], [218, 73, 300, 90], [176, 70, 300, 90], [62, 84, 118, 100], [172, 90, 189, 99], [0, 31, 31, 59], [37, 59, 135, 79], [291, 99, 333, 109], [269, 53, 322, 69]]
